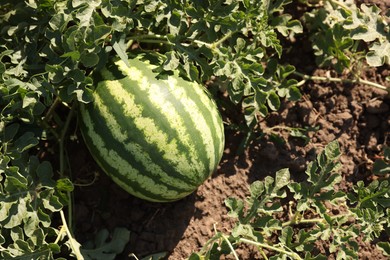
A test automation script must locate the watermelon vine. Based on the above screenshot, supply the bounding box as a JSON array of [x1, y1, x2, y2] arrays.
[[1, 0, 389, 259]]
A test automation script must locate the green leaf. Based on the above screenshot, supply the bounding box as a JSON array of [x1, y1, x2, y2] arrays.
[[49, 13, 69, 31], [324, 140, 341, 161], [28, 228, 45, 246], [384, 147, 390, 160], [188, 253, 203, 260], [273, 168, 290, 190], [3, 199, 28, 228], [112, 38, 129, 68], [350, 180, 388, 208], [41, 191, 62, 212], [90, 25, 112, 42], [81, 228, 130, 260], [3, 123, 20, 142], [249, 180, 265, 199], [163, 51, 180, 71], [225, 197, 245, 219], [280, 226, 294, 247], [61, 51, 81, 61], [4, 168, 28, 192], [55, 178, 74, 194], [287, 86, 301, 101], [75, 0, 102, 28], [373, 159, 390, 175], [80, 52, 100, 68], [46, 64, 65, 84], [168, 10, 183, 36], [267, 91, 281, 111], [13, 132, 39, 153], [377, 242, 390, 256], [307, 1, 389, 70], [36, 161, 55, 188], [271, 14, 303, 37], [232, 224, 257, 240], [366, 41, 390, 67], [345, 5, 383, 42]]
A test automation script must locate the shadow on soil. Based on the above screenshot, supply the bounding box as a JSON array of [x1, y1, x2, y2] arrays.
[[68, 139, 196, 259]]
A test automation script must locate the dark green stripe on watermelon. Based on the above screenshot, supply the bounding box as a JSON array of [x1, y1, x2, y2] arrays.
[[79, 110, 181, 202], [113, 65, 211, 183], [80, 57, 225, 202], [93, 81, 199, 189]]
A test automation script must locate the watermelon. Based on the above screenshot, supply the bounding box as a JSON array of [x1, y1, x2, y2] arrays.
[[79, 57, 225, 202]]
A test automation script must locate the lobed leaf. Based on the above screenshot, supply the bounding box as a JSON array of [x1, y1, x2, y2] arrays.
[[377, 242, 390, 256], [306, 1, 389, 70], [80, 228, 131, 260]]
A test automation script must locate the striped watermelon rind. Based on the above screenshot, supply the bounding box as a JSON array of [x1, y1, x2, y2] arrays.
[[79, 57, 225, 202]]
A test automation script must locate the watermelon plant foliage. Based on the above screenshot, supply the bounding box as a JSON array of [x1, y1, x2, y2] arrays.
[[0, 0, 302, 257], [304, 0, 390, 72], [0, 0, 389, 259], [190, 141, 390, 259]]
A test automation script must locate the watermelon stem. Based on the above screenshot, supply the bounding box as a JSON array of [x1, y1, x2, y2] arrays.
[[56, 210, 84, 260], [37, 97, 62, 140], [59, 101, 77, 231], [294, 71, 388, 91], [127, 34, 172, 45], [211, 30, 235, 49], [239, 238, 303, 260], [44, 96, 62, 124], [192, 30, 236, 56], [127, 30, 236, 55], [221, 233, 239, 260], [328, 0, 353, 16]]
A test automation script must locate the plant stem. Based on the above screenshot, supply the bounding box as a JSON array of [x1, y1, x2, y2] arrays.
[[327, 0, 352, 15], [192, 30, 236, 58], [128, 30, 236, 58], [59, 101, 76, 176], [38, 118, 60, 140], [294, 71, 389, 91], [59, 101, 77, 230], [359, 188, 389, 206], [44, 97, 62, 123], [197, 231, 222, 256], [264, 125, 306, 134], [127, 34, 172, 45], [38, 97, 63, 141], [259, 249, 268, 260], [239, 238, 303, 260], [222, 234, 239, 260], [59, 210, 84, 260], [282, 213, 353, 227], [211, 30, 235, 49]]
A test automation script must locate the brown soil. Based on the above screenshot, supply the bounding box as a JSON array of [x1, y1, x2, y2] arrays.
[[67, 1, 390, 259]]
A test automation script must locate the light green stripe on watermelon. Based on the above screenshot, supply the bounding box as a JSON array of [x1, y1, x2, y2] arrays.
[[91, 84, 195, 191], [189, 77, 225, 169], [163, 75, 216, 172], [98, 72, 205, 182], [166, 74, 224, 171], [115, 60, 217, 176], [97, 61, 211, 188], [80, 108, 188, 201], [105, 60, 209, 179], [140, 84, 206, 177], [80, 57, 225, 202]]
